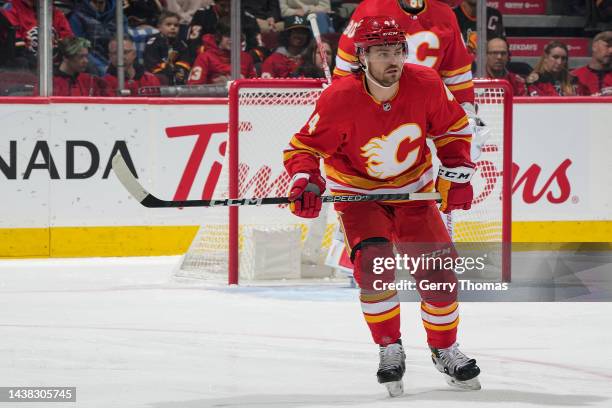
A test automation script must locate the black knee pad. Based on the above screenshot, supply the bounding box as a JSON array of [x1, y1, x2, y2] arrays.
[[351, 237, 391, 262]]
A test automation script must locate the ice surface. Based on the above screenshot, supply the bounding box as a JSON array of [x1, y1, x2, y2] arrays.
[[0, 257, 610, 408]]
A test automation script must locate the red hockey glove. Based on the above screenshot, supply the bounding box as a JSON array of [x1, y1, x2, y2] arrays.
[[435, 165, 475, 214], [288, 172, 326, 218]]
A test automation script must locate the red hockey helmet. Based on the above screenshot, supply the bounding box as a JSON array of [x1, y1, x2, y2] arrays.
[[353, 16, 407, 53]]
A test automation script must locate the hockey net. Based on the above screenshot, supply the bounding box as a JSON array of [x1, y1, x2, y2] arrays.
[[178, 78, 512, 284]]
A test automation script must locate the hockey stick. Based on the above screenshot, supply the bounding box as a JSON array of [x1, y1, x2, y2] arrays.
[[112, 153, 441, 208], [307, 13, 333, 83]]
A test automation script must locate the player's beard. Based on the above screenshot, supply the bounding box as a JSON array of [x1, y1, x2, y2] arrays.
[[373, 65, 402, 87]]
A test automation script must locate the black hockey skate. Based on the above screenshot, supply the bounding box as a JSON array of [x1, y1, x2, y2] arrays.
[[430, 342, 481, 390], [377, 339, 406, 397]]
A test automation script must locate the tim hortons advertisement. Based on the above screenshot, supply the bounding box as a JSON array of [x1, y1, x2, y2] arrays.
[[0, 99, 610, 254]]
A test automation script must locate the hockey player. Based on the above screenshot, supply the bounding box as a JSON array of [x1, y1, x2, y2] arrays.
[[284, 16, 481, 396], [335, 0, 473, 104], [334, 0, 490, 157]]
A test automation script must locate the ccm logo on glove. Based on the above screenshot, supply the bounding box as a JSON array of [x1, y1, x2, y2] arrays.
[[437, 166, 475, 183], [435, 165, 475, 214]]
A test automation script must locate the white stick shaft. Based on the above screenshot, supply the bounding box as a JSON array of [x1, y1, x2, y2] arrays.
[[307, 13, 332, 83]]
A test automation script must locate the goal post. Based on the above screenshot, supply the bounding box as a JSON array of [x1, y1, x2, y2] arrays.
[[180, 78, 513, 285]]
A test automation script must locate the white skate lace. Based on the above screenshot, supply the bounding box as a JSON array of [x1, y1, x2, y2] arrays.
[[438, 343, 472, 373], [379, 343, 405, 371]]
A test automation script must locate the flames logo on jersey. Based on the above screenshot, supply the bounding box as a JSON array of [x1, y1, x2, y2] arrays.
[[361, 123, 423, 179]]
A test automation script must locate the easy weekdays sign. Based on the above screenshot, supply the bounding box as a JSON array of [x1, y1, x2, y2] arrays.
[[507, 37, 591, 57], [486, 0, 546, 14]]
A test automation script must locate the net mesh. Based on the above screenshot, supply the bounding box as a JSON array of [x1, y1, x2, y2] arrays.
[[178, 80, 509, 282]]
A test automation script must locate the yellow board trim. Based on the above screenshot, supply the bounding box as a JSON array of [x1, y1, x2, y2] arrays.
[[364, 305, 400, 323], [512, 221, 612, 242], [0, 227, 49, 257], [0, 226, 199, 258], [0, 221, 609, 259]]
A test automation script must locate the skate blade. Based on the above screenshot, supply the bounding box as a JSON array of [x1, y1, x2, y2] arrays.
[[444, 374, 481, 391], [384, 380, 404, 397]]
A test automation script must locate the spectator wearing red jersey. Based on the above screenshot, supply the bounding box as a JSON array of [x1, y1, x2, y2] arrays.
[[0, 0, 73, 69], [526, 41, 589, 97], [485, 37, 526, 96], [53, 37, 111, 96], [187, 18, 256, 85], [261, 15, 311, 78], [104, 38, 160, 96], [571, 31, 612, 96]]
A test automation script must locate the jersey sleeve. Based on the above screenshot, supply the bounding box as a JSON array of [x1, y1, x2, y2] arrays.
[[243, 52, 257, 78], [438, 15, 475, 105], [55, 11, 74, 39], [187, 53, 209, 84], [333, 6, 366, 79], [283, 89, 343, 176], [260, 54, 276, 78], [426, 77, 473, 168]]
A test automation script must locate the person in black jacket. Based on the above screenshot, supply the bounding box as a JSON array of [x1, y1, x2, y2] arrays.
[[243, 0, 283, 32], [143, 10, 191, 85]]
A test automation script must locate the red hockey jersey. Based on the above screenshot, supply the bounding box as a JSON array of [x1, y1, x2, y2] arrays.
[[526, 72, 589, 97], [261, 47, 305, 79], [187, 37, 256, 85], [284, 64, 472, 198], [1, 0, 73, 56], [53, 69, 111, 96], [334, 0, 474, 104], [103, 64, 161, 96], [486, 70, 526, 96], [571, 65, 612, 95]]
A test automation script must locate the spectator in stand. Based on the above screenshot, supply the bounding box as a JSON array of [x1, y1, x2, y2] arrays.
[[292, 36, 334, 78], [125, 0, 162, 65], [188, 0, 268, 70], [54, 0, 75, 16], [127, 20, 158, 66], [571, 31, 612, 95], [586, 0, 612, 29], [187, 17, 256, 85], [1, 0, 73, 70], [279, 0, 334, 34], [454, 0, 504, 60], [485, 37, 526, 96], [166, 0, 211, 40], [125, 0, 163, 28], [104, 38, 160, 95], [144, 10, 192, 85], [69, 0, 127, 76], [243, 0, 284, 33], [53, 37, 110, 96], [526, 41, 589, 96], [261, 15, 311, 78]]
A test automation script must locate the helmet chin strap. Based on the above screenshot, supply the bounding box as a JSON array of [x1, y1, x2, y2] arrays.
[[362, 53, 398, 90]]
